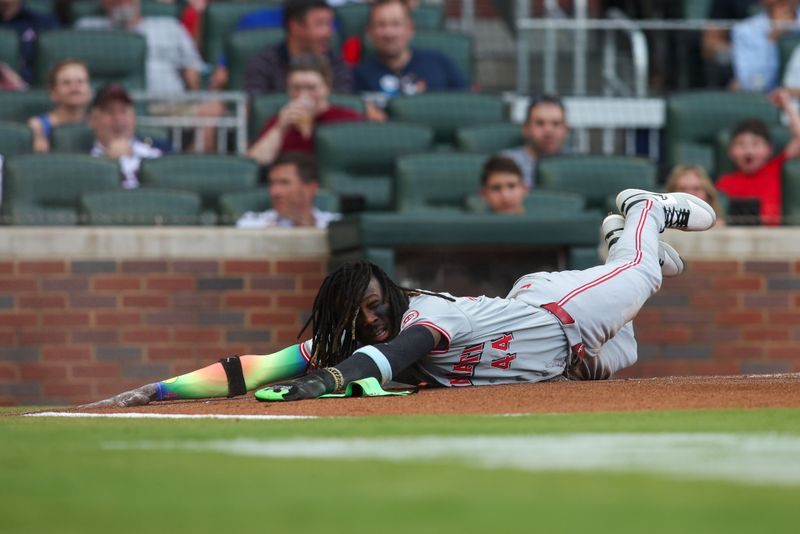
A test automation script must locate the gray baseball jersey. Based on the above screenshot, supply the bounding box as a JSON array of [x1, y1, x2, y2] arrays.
[[397, 198, 665, 386]]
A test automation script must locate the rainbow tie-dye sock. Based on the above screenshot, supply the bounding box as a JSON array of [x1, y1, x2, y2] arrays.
[[155, 344, 310, 400]]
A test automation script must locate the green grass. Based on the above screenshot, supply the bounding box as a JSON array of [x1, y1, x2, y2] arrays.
[[2, 408, 799, 533]]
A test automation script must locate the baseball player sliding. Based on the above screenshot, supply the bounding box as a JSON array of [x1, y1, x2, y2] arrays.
[[81, 188, 715, 408]]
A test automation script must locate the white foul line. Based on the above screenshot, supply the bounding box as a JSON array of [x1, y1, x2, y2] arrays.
[[26, 411, 316, 421]]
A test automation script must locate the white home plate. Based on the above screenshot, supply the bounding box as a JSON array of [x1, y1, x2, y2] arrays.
[[107, 433, 800, 486]]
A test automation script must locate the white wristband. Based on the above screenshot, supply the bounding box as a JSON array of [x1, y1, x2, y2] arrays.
[[358, 345, 393, 385]]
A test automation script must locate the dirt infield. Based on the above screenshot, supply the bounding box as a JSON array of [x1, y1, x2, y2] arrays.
[[50, 374, 800, 417]]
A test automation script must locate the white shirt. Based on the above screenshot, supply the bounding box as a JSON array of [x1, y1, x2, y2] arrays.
[[236, 208, 342, 229], [90, 138, 163, 189], [76, 16, 205, 96]]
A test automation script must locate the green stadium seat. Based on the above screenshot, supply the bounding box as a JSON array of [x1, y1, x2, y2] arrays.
[[1, 154, 119, 225], [0, 29, 20, 71], [34, 30, 147, 89], [395, 153, 488, 212], [315, 122, 433, 210], [779, 33, 800, 79], [0, 121, 34, 158], [79, 188, 203, 226], [50, 123, 170, 153], [782, 160, 800, 225], [464, 190, 587, 215], [219, 187, 341, 225], [0, 90, 51, 123], [537, 156, 657, 211], [202, 1, 279, 63], [138, 155, 259, 219], [456, 122, 523, 153], [248, 93, 366, 143], [665, 91, 779, 177], [226, 28, 286, 90], [72, 0, 183, 20], [386, 93, 505, 146]]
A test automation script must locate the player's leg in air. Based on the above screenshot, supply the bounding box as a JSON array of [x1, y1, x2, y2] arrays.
[[80, 262, 407, 408]]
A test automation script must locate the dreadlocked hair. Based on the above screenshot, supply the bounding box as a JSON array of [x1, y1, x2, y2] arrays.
[[298, 260, 453, 369]]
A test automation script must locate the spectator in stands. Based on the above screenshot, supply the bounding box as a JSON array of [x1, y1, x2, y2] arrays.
[[353, 0, 467, 120], [702, 0, 759, 87], [665, 165, 726, 227], [244, 0, 352, 95], [237, 152, 340, 229], [27, 59, 92, 153], [0, 0, 60, 84], [716, 88, 800, 225], [77, 0, 204, 96], [88, 83, 169, 189], [731, 0, 800, 92], [248, 54, 363, 166], [479, 156, 528, 215], [0, 61, 26, 90], [500, 95, 569, 189]]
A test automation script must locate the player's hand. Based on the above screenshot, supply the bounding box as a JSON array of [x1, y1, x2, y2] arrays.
[[77, 383, 158, 409], [258, 372, 330, 402]]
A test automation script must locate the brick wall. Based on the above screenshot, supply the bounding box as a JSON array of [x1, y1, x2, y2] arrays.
[[0, 258, 326, 406], [620, 260, 800, 379]]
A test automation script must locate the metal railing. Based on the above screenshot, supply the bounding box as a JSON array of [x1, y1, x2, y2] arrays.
[[131, 90, 248, 155]]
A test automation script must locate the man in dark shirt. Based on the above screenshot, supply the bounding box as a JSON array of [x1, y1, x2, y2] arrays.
[[0, 0, 59, 84], [352, 0, 467, 119], [244, 0, 352, 94]]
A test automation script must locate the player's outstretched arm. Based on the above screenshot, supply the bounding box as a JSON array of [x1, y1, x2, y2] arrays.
[[266, 326, 439, 401], [78, 344, 310, 408]]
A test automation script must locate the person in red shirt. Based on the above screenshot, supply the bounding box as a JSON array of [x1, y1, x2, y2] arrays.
[[716, 88, 800, 225], [247, 53, 363, 166]]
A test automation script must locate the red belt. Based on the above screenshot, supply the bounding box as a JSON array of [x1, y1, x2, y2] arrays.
[[541, 302, 586, 361]]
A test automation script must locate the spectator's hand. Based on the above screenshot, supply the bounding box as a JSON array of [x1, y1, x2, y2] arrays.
[[106, 137, 133, 159], [209, 65, 228, 91], [769, 87, 793, 110], [365, 101, 387, 122], [278, 98, 314, 138]]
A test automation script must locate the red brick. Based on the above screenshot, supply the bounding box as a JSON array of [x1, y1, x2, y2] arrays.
[[121, 260, 168, 273], [251, 312, 297, 326], [765, 345, 799, 360], [192, 346, 233, 361], [42, 312, 90, 327], [717, 311, 763, 325], [637, 327, 691, 343], [148, 346, 194, 361], [744, 261, 791, 275], [96, 381, 142, 396], [224, 260, 272, 274], [689, 293, 739, 309], [42, 346, 92, 361], [71, 329, 120, 344], [69, 294, 117, 309], [277, 295, 315, 309], [19, 295, 67, 309], [18, 329, 67, 344], [224, 293, 273, 308], [93, 276, 142, 291], [174, 328, 222, 343], [121, 328, 171, 343], [767, 311, 800, 324], [18, 261, 67, 275], [0, 262, 14, 275], [711, 276, 764, 291], [0, 396, 18, 406], [122, 294, 169, 308], [0, 278, 37, 291], [72, 363, 120, 379], [0, 331, 15, 344], [632, 309, 661, 325], [300, 275, 326, 292], [0, 313, 38, 327], [20, 363, 68, 380], [146, 276, 195, 291], [275, 260, 324, 274], [689, 261, 740, 274], [173, 261, 219, 274], [0, 363, 19, 380], [742, 327, 790, 342], [713, 343, 764, 359], [41, 277, 89, 292], [172, 294, 221, 309], [43, 383, 91, 397], [273, 329, 302, 345], [96, 312, 141, 327]]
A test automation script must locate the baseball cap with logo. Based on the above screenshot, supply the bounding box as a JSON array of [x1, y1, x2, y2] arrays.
[[91, 82, 133, 109]]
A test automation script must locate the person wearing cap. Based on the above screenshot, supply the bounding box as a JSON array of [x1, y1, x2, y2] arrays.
[[88, 83, 170, 189]]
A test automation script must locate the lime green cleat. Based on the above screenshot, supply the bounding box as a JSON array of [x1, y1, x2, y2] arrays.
[[254, 385, 293, 402]]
